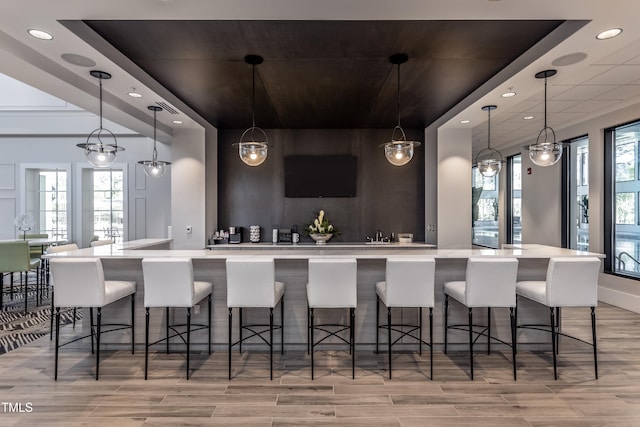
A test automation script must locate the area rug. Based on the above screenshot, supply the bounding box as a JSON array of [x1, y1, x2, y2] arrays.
[[0, 287, 79, 355]]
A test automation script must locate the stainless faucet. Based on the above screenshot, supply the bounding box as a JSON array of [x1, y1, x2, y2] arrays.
[[366, 229, 389, 243]]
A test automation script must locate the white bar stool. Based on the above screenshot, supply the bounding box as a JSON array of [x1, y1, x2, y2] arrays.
[[50, 257, 135, 380], [516, 256, 601, 380], [444, 257, 519, 380], [46, 243, 80, 340], [142, 258, 212, 380], [226, 258, 285, 380], [307, 258, 357, 380], [376, 257, 436, 379]]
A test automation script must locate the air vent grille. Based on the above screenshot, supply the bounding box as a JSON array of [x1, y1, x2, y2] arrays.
[[156, 101, 179, 115]]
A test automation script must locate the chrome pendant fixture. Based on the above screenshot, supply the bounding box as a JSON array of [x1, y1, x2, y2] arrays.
[[76, 70, 124, 167], [138, 105, 171, 178], [476, 105, 503, 177], [529, 69, 562, 167], [234, 55, 269, 166], [381, 53, 421, 166]]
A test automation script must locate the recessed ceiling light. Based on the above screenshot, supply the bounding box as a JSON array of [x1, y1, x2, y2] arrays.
[[127, 88, 142, 98], [28, 29, 53, 40], [172, 120, 183, 124], [460, 120, 471, 124], [523, 115, 534, 120], [501, 91, 516, 98], [596, 28, 622, 40]]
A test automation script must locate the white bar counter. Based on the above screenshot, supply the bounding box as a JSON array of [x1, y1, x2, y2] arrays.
[[45, 240, 604, 352]]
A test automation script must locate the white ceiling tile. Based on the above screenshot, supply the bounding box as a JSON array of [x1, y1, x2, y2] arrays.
[[553, 84, 616, 101], [584, 64, 640, 85]]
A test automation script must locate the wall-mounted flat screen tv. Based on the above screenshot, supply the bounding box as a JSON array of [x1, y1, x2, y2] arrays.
[[284, 155, 357, 198]]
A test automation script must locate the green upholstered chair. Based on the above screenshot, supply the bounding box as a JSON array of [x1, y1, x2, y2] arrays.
[[0, 240, 41, 314], [24, 233, 49, 287]]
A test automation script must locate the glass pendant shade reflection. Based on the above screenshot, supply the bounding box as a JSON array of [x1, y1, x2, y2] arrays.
[[76, 70, 124, 167], [138, 106, 171, 178], [234, 55, 269, 166], [476, 105, 503, 177], [529, 69, 563, 167], [381, 53, 421, 166]]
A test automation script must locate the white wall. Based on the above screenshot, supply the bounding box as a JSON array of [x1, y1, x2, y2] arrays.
[[437, 127, 472, 248], [0, 136, 171, 245]]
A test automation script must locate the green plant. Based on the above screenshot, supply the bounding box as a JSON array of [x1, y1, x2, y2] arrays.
[[306, 210, 338, 235], [472, 186, 483, 224], [578, 194, 589, 223]]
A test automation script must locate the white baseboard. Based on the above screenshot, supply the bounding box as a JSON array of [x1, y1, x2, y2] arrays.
[[599, 285, 640, 314]]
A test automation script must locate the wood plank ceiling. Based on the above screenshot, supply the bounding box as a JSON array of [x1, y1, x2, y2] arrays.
[[85, 20, 563, 129]]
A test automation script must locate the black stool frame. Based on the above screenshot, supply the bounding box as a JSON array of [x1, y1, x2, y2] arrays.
[[308, 307, 355, 380]]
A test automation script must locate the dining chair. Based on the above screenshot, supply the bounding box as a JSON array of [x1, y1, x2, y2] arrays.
[[0, 240, 41, 314]]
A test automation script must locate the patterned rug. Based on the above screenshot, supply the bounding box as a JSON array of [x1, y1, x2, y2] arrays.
[[0, 283, 79, 355]]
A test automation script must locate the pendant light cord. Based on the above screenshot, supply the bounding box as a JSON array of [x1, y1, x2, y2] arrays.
[[543, 76, 548, 129], [487, 108, 491, 150], [152, 108, 158, 161], [98, 77, 104, 130], [252, 63, 256, 129], [396, 62, 401, 128]]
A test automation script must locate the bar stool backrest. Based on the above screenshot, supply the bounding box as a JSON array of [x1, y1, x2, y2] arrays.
[[0, 241, 30, 273], [545, 257, 601, 307], [142, 258, 196, 307], [384, 257, 435, 307], [46, 243, 79, 254], [50, 258, 106, 307], [307, 258, 357, 308], [465, 257, 518, 307], [91, 239, 113, 247], [226, 258, 277, 307]]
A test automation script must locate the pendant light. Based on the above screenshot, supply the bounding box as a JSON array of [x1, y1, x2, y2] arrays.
[[138, 105, 171, 178], [234, 55, 269, 166], [381, 53, 421, 166], [529, 69, 562, 167], [476, 105, 502, 177], [76, 70, 124, 167]]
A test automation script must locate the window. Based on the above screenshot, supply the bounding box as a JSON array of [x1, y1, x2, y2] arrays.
[[81, 167, 126, 245], [23, 167, 70, 241], [506, 154, 522, 244], [562, 137, 589, 251], [472, 166, 499, 248], [605, 120, 640, 277]]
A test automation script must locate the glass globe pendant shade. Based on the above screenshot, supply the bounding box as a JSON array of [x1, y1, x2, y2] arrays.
[[85, 145, 117, 167], [477, 155, 502, 177], [383, 141, 417, 166], [140, 160, 168, 177], [238, 141, 268, 166], [529, 142, 563, 167]]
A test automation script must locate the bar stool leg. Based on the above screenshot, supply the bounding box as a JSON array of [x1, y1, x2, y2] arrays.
[[54, 307, 60, 380], [351, 307, 355, 380], [387, 307, 392, 379], [419, 307, 423, 356], [280, 298, 284, 355], [468, 307, 474, 380], [186, 307, 191, 380], [208, 295, 212, 355], [375, 295, 380, 354], [239, 308, 243, 354], [444, 295, 449, 354], [591, 307, 598, 379], [550, 307, 557, 380], [90, 307, 95, 354], [270, 307, 274, 381], [96, 307, 102, 380], [131, 294, 135, 354], [307, 304, 310, 355], [510, 307, 516, 381], [429, 307, 433, 380], [228, 307, 233, 380], [487, 307, 491, 355], [50, 290, 54, 340], [166, 307, 170, 354], [310, 308, 315, 380], [145, 307, 150, 380]]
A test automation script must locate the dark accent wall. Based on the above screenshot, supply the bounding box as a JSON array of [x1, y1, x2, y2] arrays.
[[217, 129, 425, 243]]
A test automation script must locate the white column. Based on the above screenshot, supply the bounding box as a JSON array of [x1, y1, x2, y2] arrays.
[[437, 127, 472, 249], [171, 127, 206, 249]]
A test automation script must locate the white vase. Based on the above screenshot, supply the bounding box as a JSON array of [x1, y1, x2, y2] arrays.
[[309, 233, 333, 245]]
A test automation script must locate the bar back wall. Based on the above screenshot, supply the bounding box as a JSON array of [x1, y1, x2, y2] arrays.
[[218, 128, 425, 243]]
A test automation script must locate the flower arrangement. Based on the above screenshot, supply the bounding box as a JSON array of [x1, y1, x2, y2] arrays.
[[306, 210, 337, 235]]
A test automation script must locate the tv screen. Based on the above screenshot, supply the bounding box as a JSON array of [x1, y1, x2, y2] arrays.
[[284, 155, 357, 198]]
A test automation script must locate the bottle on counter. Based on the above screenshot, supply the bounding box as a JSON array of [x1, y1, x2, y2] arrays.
[[292, 225, 300, 244], [272, 227, 279, 244]]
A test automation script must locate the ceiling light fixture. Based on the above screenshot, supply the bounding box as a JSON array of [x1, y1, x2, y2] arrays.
[[460, 120, 471, 124], [76, 70, 124, 167], [529, 69, 562, 167], [138, 106, 171, 178], [381, 53, 421, 166], [172, 120, 183, 124], [233, 55, 269, 167], [523, 115, 534, 120], [501, 89, 516, 98], [27, 29, 53, 40], [476, 105, 502, 177], [128, 88, 142, 98], [596, 28, 622, 40]]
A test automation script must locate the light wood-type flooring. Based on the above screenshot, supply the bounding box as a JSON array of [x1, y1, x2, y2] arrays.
[[1, 303, 640, 426]]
